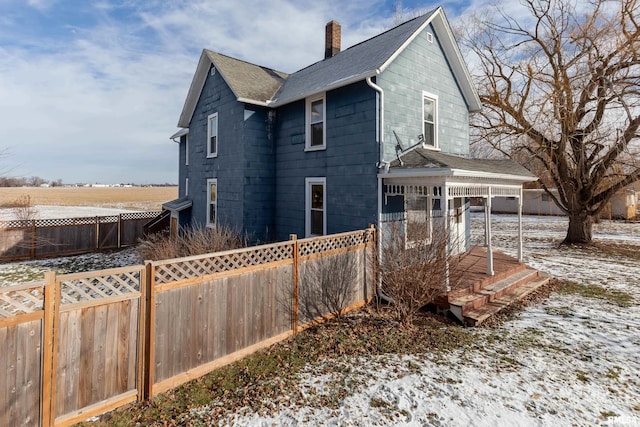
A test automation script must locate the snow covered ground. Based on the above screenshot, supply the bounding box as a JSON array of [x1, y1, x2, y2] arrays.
[[218, 214, 640, 426]]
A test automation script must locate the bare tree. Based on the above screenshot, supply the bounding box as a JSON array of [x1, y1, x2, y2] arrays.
[[461, 0, 640, 243], [11, 195, 38, 221]]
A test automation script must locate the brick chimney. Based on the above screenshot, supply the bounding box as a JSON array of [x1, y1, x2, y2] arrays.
[[325, 20, 341, 59]]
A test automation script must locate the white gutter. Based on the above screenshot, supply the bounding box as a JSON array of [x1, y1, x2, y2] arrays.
[[366, 76, 386, 296], [366, 76, 385, 167], [270, 71, 377, 108], [170, 128, 189, 142], [379, 168, 537, 182]]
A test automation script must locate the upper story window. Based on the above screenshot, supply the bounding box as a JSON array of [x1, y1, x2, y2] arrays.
[[422, 91, 438, 149], [207, 113, 218, 157], [305, 94, 325, 150], [207, 178, 217, 227]]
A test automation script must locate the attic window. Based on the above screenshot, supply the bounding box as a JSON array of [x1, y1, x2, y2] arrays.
[[210, 66, 216, 76], [426, 32, 433, 43]]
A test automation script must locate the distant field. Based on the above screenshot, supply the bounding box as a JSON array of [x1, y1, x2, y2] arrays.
[[0, 186, 177, 211]]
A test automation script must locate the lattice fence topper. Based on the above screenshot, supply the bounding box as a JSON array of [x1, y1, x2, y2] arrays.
[[98, 215, 119, 223], [0, 219, 34, 229], [121, 211, 161, 220], [0, 211, 161, 230], [0, 282, 44, 318], [59, 269, 141, 305], [298, 230, 374, 258], [153, 242, 294, 285]]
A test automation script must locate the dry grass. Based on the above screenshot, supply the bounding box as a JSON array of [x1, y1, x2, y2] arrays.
[[80, 311, 472, 427], [0, 187, 177, 211], [138, 225, 246, 261]]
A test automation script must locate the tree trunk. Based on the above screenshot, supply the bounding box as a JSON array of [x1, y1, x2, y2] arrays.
[[563, 211, 593, 244]]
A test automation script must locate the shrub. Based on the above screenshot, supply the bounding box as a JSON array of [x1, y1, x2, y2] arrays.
[[137, 225, 246, 261], [297, 250, 361, 323], [377, 218, 464, 325]]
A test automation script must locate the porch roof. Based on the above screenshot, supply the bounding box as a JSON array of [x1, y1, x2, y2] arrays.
[[162, 197, 192, 212], [383, 148, 536, 182]]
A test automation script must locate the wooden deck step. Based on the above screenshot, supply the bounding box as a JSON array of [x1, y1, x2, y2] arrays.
[[464, 273, 551, 326], [449, 268, 541, 316]]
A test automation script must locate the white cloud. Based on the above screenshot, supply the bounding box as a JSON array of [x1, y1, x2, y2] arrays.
[[0, 0, 398, 184]]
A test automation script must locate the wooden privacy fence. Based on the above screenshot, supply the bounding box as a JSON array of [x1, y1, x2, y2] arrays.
[[0, 211, 161, 261], [0, 227, 376, 426]]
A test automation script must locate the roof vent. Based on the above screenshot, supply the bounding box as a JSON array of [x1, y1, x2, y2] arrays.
[[325, 20, 341, 59]]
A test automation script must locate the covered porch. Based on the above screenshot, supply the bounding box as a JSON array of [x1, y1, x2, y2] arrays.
[[378, 148, 549, 324]]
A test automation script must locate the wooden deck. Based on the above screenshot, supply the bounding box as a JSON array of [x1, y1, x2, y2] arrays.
[[446, 246, 551, 326]]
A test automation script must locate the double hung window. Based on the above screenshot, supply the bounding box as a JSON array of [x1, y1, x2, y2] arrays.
[[207, 113, 218, 157], [422, 92, 438, 149], [305, 95, 325, 150], [305, 178, 326, 236]]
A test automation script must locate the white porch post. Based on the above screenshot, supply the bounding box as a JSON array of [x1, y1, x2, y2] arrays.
[[486, 187, 494, 276], [443, 185, 450, 291], [518, 187, 523, 262], [483, 197, 489, 246]]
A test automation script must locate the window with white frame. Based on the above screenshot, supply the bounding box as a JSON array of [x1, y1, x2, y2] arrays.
[[207, 178, 217, 227], [185, 134, 189, 165], [185, 177, 189, 196], [305, 94, 325, 150], [207, 113, 218, 157], [305, 177, 326, 236], [422, 92, 438, 149]]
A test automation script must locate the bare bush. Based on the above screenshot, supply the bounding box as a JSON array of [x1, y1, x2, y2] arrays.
[[297, 250, 361, 324], [377, 218, 464, 325], [11, 195, 38, 221], [137, 225, 246, 261]]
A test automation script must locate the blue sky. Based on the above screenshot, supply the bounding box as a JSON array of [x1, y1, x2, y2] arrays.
[[0, 0, 485, 184]]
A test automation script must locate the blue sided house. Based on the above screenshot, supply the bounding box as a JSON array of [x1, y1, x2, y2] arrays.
[[165, 6, 536, 273]]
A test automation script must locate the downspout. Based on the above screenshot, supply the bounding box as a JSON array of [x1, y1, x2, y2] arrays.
[[367, 76, 391, 303]]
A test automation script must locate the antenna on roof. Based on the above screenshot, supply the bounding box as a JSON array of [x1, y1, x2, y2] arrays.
[[393, 130, 405, 166]]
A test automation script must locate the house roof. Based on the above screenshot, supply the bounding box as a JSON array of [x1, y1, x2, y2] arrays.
[[271, 9, 437, 106], [162, 196, 193, 212], [176, 6, 481, 129], [388, 148, 537, 181], [206, 51, 288, 104]]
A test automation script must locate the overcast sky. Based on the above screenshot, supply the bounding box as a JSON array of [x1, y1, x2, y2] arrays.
[[0, 0, 495, 185]]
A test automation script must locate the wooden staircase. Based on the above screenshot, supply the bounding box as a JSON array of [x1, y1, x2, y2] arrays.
[[448, 247, 550, 326]]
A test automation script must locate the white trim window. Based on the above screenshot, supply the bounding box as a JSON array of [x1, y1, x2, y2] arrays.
[[305, 177, 326, 236], [206, 178, 217, 227], [207, 112, 218, 157], [305, 94, 326, 150], [185, 134, 189, 165], [422, 91, 438, 149], [185, 177, 189, 197]]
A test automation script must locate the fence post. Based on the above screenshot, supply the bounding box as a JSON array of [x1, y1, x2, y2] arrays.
[[95, 216, 100, 250], [30, 220, 36, 259], [367, 224, 376, 301], [118, 214, 122, 248], [142, 261, 155, 399], [41, 271, 56, 427], [289, 234, 299, 335]]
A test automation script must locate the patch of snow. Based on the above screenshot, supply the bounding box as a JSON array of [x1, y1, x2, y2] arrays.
[[213, 214, 640, 426]]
